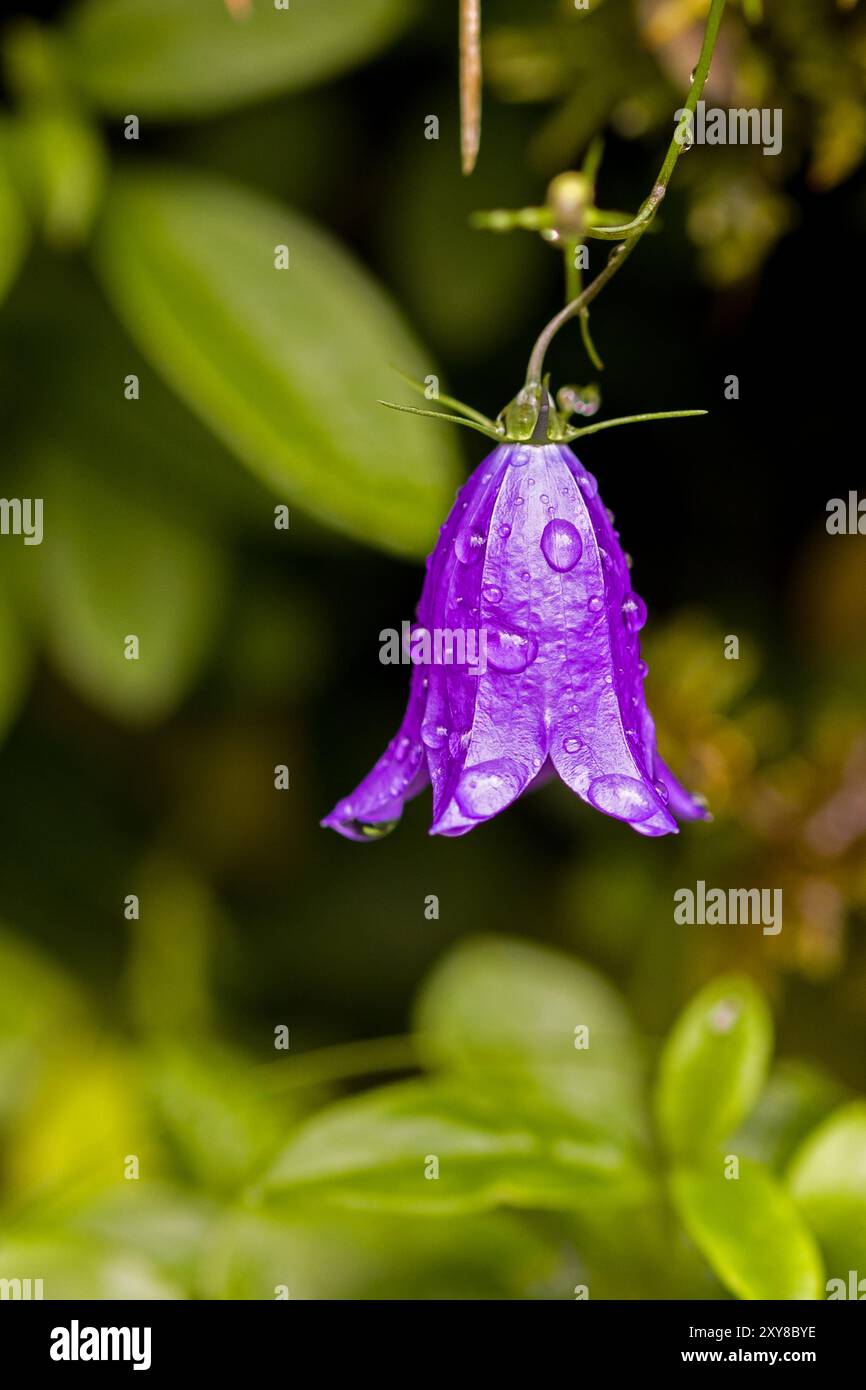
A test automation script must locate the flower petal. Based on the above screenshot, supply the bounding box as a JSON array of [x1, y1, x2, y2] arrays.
[[322, 451, 508, 841], [431, 444, 554, 835], [540, 444, 680, 836]]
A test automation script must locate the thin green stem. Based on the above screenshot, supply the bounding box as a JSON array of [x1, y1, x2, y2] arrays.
[[524, 0, 727, 386], [379, 399, 502, 440], [391, 367, 498, 430], [567, 409, 707, 441], [258, 1034, 420, 1092]]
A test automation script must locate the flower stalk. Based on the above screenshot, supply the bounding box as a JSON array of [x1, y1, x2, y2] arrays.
[[524, 0, 728, 387]]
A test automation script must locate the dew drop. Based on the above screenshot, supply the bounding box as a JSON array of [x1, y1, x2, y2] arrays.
[[487, 628, 539, 674], [638, 659, 649, 679], [653, 779, 670, 805], [455, 529, 486, 565], [587, 773, 657, 823], [394, 736, 412, 762], [455, 758, 523, 819], [587, 595, 603, 614], [624, 552, 634, 570], [540, 518, 583, 572], [577, 471, 598, 500], [341, 817, 399, 841], [563, 735, 584, 755], [540, 493, 549, 504], [421, 722, 449, 750], [499, 523, 512, 538], [482, 584, 503, 604], [621, 592, 648, 632]]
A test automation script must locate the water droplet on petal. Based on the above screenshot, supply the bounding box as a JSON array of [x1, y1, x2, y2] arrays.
[[577, 471, 598, 500], [455, 529, 486, 565], [638, 659, 649, 678], [341, 817, 399, 841], [448, 730, 470, 758], [541, 518, 583, 572], [587, 774, 657, 823], [540, 493, 549, 504], [587, 595, 603, 614], [507, 447, 531, 468], [421, 722, 449, 750], [621, 592, 648, 631], [563, 735, 584, 755], [498, 523, 512, 538], [455, 758, 523, 819], [653, 779, 670, 805], [482, 584, 503, 604], [487, 628, 539, 673], [394, 736, 411, 762], [624, 552, 634, 570]]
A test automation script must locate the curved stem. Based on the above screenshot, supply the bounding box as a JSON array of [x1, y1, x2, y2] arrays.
[[524, 0, 727, 386]]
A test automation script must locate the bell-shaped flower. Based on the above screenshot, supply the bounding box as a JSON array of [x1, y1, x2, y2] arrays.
[[323, 394, 707, 841]]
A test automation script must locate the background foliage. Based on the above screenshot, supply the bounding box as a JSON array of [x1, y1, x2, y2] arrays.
[[0, 0, 865, 1299]]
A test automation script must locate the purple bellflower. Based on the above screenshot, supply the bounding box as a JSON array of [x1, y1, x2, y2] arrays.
[[323, 385, 708, 841]]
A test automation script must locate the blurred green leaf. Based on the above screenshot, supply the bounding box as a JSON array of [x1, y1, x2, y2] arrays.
[[414, 935, 646, 1144], [0, 927, 83, 1119], [0, 125, 29, 304], [63, 0, 415, 118], [263, 1080, 646, 1215], [72, 1182, 218, 1292], [0, 1234, 180, 1299], [733, 1061, 848, 1174], [671, 1159, 824, 1301], [93, 168, 460, 558], [6, 1045, 155, 1203], [125, 854, 218, 1039], [34, 454, 227, 723], [655, 975, 773, 1161], [203, 1206, 560, 1300], [788, 1102, 866, 1277], [146, 1043, 294, 1196], [12, 109, 106, 249]]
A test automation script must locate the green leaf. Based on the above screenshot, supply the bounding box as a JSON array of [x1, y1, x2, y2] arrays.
[[0, 926, 84, 1120], [788, 1101, 866, 1277], [63, 0, 415, 118], [262, 1080, 646, 1216], [203, 1207, 562, 1301], [12, 109, 106, 249], [671, 1159, 824, 1301], [34, 454, 227, 723], [655, 975, 773, 1161], [413, 934, 646, 1144], [733, 1061, 848, 1174], [93, 168, 460, 558], [0, 1235, 180, 1299]]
